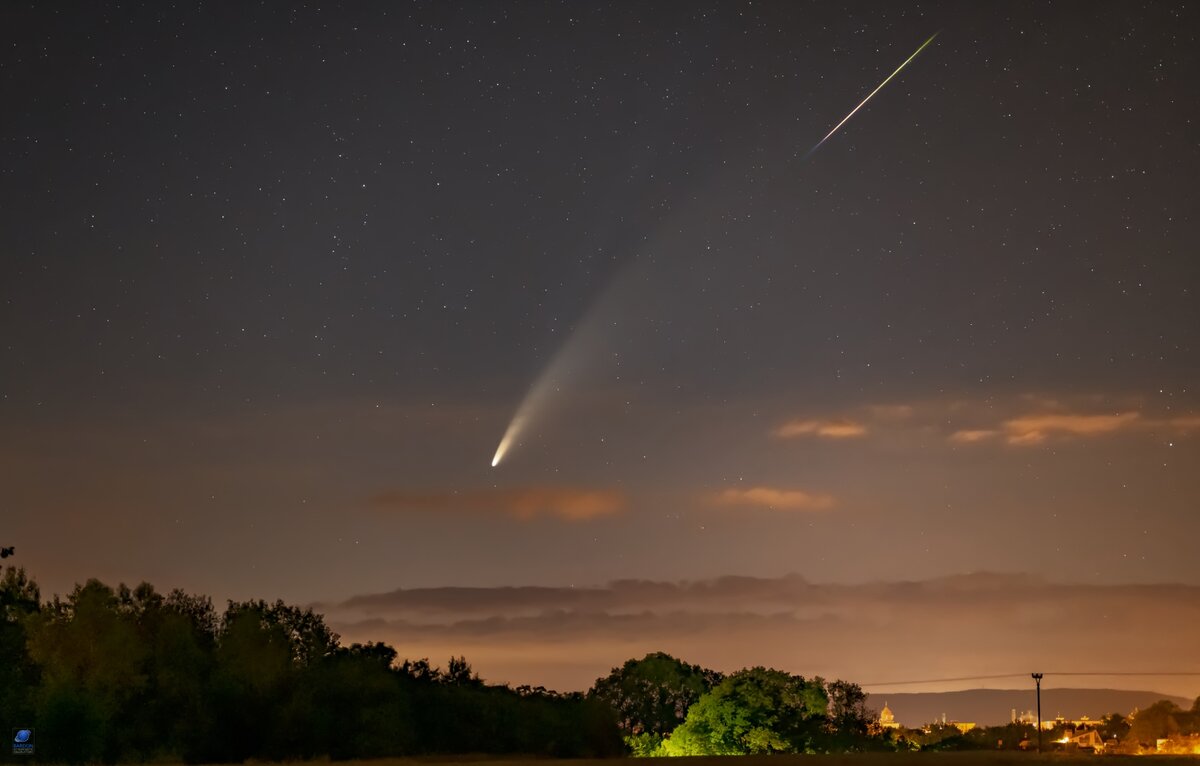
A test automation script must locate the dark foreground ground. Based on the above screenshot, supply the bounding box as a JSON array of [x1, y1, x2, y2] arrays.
[[221, 753, 1199, 766]]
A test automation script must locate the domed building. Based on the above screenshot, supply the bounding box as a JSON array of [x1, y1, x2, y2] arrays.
[[879, 702, 901, 729]]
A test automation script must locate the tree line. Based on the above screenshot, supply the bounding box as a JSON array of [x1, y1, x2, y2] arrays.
[[0, 568, 884, 763], [7, 567, 1190, 762], [0, 569, 620, 763]]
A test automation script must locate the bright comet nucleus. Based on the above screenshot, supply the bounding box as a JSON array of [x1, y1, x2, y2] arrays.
[[490, 393, 536, 468], [491, 429, 513, 467]]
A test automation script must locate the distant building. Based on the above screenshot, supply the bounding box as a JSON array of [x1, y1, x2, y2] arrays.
[[922, 713, 976, 734], [879, 702, 901, 729], [1049, 714, 1106, 729], [1066, 715, 1104, 729], [1014, 709, 1058, 730]]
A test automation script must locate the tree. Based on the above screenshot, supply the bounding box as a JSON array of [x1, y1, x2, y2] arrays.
[[1126, 700, 1182, 748], [588, 652, 722, 737], [197, 599, 339, 760], [0, 567, 40, 746], [0, 570, 629, 761], [127, 585, 218, 761], [662, 666, 828, 755], [959, 722, 1037, 751], [445, 655, 483, 686], [906, 722, 967, 751], [825, 679, 873, 741], [309, 642, 413, 758], [25, 579, 151, 763], [1099, 712, 1131, 743]]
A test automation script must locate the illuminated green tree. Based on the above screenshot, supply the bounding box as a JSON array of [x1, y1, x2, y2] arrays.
[[662, 666, 828, 755]]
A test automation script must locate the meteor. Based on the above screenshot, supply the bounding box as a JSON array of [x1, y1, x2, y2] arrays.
[[806, 32, 939, 158]]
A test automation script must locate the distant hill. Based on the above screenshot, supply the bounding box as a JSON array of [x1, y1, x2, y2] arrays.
[[867, 688, 1193, 728]]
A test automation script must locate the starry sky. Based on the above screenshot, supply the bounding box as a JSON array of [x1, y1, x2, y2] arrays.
[[2, 2, 1198, 692]]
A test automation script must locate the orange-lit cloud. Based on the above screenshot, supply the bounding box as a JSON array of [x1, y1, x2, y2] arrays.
[[774, 418, 867, 439], [713, 486, 834, 511], [1002, 412, 1140, 445], [949, 429, 999, 444], [370, 486, 626, 521]]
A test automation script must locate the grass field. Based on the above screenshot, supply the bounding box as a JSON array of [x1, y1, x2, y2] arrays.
[[243, 754, 1200, 766]]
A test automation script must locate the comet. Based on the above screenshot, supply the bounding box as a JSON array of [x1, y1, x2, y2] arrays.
[[490, 267, 631, 468], [806, 32, 939, 158], [490, 244, 654, 468], [491, 411, 525, 467], [490, 325, 599, 468]]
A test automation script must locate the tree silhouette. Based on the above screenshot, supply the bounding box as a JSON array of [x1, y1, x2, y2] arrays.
[[0, 568, 901, 762], [588, 651, 721, 736]]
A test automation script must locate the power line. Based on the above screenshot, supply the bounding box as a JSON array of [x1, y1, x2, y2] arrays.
[[863, 671, 1200, 688], [863, 674, 1027, 687], [1049, 672, 1200, 677]]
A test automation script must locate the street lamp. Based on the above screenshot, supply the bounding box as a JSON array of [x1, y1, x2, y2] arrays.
[[1032, 673, 1044, 753]]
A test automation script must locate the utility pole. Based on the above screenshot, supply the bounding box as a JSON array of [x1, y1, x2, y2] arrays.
[[1032, 673, 1044, 753]]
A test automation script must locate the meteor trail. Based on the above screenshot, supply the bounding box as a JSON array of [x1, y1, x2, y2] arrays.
[[806, 32, 939, 158]]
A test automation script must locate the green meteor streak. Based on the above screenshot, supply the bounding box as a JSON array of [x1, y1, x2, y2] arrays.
[[807, 31, 939, 157]]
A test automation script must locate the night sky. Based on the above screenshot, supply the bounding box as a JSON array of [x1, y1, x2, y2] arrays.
[[3, 2, 1198, 693]]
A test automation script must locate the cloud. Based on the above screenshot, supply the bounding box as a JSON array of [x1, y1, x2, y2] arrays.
[[322, 573, 1200, 705], [774, 419, 867, 439], [778, 397, 1200, 451], [949, 429, 999, 444], [326, 574, 822, 618], [370, 486, 626, 521], [941, 403, 1197, 447], [1001, 412, 1141, 445], [713, 486, 834, 511]]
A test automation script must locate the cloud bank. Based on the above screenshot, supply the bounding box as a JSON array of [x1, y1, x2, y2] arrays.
[[774, 419, 868, 439], [775, 394, 1200, 450], [322, 573, 1200, 701], [713, 487, 835, 511]]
